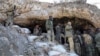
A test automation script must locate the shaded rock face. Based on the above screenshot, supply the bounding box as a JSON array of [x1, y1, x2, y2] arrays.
[[0, 0, 100, 28]]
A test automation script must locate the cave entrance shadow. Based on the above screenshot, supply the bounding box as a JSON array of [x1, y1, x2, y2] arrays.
[[53, 17, 95, 44], [15, 17, 95, 35], [53, 17, 95, 34]]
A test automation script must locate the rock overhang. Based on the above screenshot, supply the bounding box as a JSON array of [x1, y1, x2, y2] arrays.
[[14, 3, 100, 28], [0, 0, 100, 28]]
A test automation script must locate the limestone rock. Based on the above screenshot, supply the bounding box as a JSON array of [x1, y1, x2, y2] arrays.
[[0, 0, 99, 28]]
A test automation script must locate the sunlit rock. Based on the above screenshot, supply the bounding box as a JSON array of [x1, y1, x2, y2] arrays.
[[28, 35, 38, 42], [0, 0, 99, 28], [20, 28, 30, 34]]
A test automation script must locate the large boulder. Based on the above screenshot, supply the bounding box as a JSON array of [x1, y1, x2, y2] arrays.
[[0, 25, 29, 56]]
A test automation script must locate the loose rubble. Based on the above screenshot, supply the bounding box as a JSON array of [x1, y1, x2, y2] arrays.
[[0, 25, 78, 56]]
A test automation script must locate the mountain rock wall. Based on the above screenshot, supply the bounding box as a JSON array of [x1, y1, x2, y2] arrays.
[[0, 0, 100, 28]]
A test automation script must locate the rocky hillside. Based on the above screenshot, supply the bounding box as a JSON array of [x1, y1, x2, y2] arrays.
[[0, 25, 79, 56]]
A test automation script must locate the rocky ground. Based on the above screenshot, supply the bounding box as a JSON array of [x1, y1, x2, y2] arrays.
[[0, 25, 78, 56]]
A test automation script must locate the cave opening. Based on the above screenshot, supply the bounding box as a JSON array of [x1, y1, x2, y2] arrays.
[[53, 17, 95, 34], [17, 17, 95, 34]]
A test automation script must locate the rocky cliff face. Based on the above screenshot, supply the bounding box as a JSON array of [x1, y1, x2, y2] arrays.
[[0, 0, 100, 28]]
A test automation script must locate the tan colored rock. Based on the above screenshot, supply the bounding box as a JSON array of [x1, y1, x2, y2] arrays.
[[0, 0, 100, 28]]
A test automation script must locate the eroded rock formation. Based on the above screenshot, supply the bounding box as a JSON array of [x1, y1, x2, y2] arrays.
[[0, 0, 100, 28]]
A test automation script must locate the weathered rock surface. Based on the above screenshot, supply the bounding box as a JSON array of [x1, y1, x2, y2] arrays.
[[0, 25, 78, 56], [0, 0, 100, 28], [60, 0, 86, 3], [0, 25, 29, 56]]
